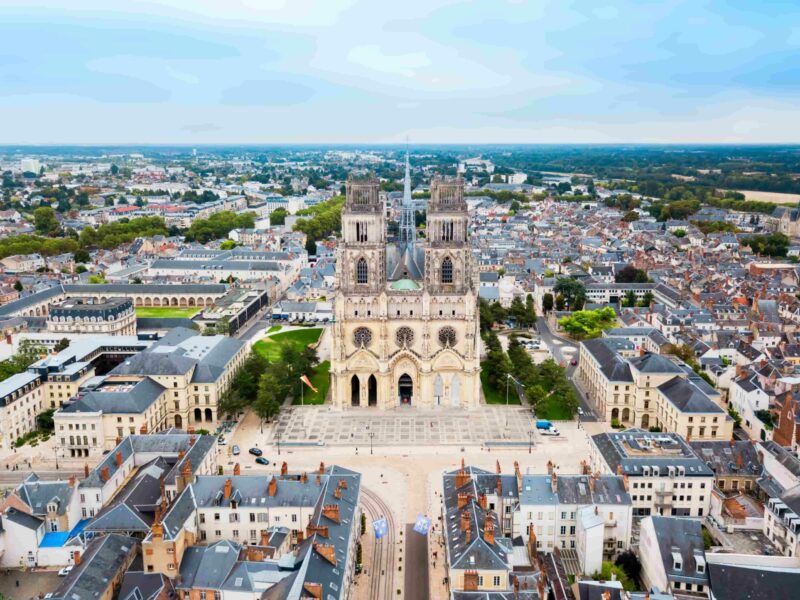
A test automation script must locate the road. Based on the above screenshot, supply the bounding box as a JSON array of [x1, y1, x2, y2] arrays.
[[404, 523, 430, 600], [235, 306, 274, 342], [536, 316, 598, 422]]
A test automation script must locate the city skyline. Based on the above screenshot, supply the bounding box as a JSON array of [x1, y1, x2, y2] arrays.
[[3, 0, 800, 144]]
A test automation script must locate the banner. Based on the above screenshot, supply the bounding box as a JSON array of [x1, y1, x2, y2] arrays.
[[413, 514, 432, 536], [300, 374, 318, 393], [373, 517, 388, 539]]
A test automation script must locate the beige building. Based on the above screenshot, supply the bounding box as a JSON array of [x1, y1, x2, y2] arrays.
[[47, 297, 136, 336], [0, 372, 45, 450], [578, 339, 732, 441], [330, 172, 481, 409]]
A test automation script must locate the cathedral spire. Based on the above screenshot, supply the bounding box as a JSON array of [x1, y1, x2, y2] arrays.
[[399, 147, 416, 247]]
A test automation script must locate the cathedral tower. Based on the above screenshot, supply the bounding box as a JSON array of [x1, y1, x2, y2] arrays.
[[425, 176, 473, 294], [339, 174, 386, 294]]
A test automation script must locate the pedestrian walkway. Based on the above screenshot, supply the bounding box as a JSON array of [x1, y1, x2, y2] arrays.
[[268, 405, 535, 446]]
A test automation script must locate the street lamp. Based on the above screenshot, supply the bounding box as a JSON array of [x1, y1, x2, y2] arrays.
[[53, 447, 59, 471], [276, 432, 281, 456], [528, 430, 533, 454], [368, 431, 375, 455]]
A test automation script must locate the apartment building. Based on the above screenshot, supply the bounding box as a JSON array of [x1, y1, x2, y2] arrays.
[[54, 328, 246, 456], [47, 297, 137, 336], [0, 371, 45, 451], [578, 341, 732, 440], [144, 464, 361, 599], [590, 431, 715, 517], [640, 516, 710, 597], [514, 469, 632, 575]]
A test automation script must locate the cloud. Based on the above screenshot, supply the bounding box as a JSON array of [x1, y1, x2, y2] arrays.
[[347, 45, 431, 78], [219, 79, 315, 106], [182, 123, 221, 133]]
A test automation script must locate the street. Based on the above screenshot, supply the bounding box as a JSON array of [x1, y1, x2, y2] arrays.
[[536, 316, 598, 422]]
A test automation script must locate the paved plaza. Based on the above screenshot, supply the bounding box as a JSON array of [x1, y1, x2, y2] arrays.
[[267, 405, 536, 446]]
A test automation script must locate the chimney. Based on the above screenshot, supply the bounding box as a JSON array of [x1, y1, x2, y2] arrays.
[[547, 460, 554, 475], [115, 436, 122, 446], [246, 547, 264, 562], [457, 492, 471, 509], [478, 493, 487, 510], [100, 466, 110, 482], [223, 478, 232, 500], [189, 434, 196, 446], [301, 472, 308, 484], [461, 510, 471, 532], [338, 479, 348, 490], [281, 462, 288, 476], [177, 449, 185, 461], [550, 471, 558, 494], [73, 550, 81, 566], [588, 475, 595, 493], [312, 542, 337, 566], [68, 475, 76, 487], [322, 504, 341, 524], [496, 477, 503, 496], [151, 521, 163, 541], [464, 571, 479, 592], [318, 461, 325, 475], [260, 530, 270, 546], [616, 464, 623, 476], [465, 524, 471, 544], [601, 592, 611, 600], [84, 463, 89, 478], [268, 477, 277, 497], [233, 463, 241, 476], [115, 450, 122, 468], [455, 463, 471, 488], [537, 574, 545, 599], [315, 474, 321, 486], [333, 487, 342, 500], [302, 583, 323, 599], [623, 473, 629, 491], [736, 451, 744, 470], [496, 460, 501, 474], [307, 524, 330, 538], [484, 514, 495, 545]]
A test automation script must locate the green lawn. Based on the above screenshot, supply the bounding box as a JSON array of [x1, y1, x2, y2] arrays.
[[253, 328, 323, 361], [135, 307, 201, 318], [295, 360, 330, 405], [534, 395, 574, 420], [266, 325, 282, 334], [480, 361, 520, 405]]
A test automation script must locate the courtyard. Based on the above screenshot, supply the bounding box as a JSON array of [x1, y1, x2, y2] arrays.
[[134, 306, 201, 318]]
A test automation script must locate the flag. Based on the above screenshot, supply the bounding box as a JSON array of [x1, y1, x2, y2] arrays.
[[300, 374, 318, 393], [373, 517, 388, 539], [413, 514, 432, 536]]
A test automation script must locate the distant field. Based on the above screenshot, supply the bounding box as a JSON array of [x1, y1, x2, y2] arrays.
[[135, 307, 200, 318], [253, 327, 323, 361], [725, 189, 800, 204]]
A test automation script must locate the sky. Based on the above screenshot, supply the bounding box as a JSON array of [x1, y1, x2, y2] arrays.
[[2, 0, 800, 144]]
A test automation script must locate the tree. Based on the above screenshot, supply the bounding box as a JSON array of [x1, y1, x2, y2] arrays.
[[740, 232, 790, 257], [639, 291, 654, 307], [591, 561, 635, 592], [673, 228, 687, 238], [615, 265, 649, 283], [13, 280, 22, 292], [305, 237, 317, 256], [54, 338, 70, 352], [219, 239, 237, 250], [110, 164, 119, 175], [36, 408, 55, 431], [73, 248, 90, 264], [34, 206, 59, 236], [553, 277, 585, 310], [87, 274, 106, 284], [614, 551, 642, 586], [621, 210, 638, 222], [542, 293, 554, 313], [555, 294, 565, 311], [558, 307, 617, 339], [270, 207, 288, 226], [255, 366, 287, 425], [622, 290, 638, 307]]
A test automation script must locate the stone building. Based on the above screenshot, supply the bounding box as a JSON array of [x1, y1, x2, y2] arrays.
[[47, 297, 136, 336], [330, 166, 481, 409]]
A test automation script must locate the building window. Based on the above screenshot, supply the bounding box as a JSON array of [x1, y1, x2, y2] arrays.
[[356, 258, 368, 284], [441, 257, 453, 284]]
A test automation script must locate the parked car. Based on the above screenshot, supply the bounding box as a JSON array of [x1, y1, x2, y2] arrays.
[[249, 447, 263, 457], [217, 436, 226, 445], [570, 358, 578, 366], [540, 428, 561, 436], [255, 457, 270, 465], [577, 407, 584, 417], [232, 445, 240, 456], [58, 565, 74, 577], [536, 419, 553, 430]]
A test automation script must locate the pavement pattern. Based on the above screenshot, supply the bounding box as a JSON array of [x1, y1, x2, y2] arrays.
[[268, 405, 536, 446]]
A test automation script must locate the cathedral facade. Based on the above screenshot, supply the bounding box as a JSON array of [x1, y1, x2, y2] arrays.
[[330, 165, 481, 409]]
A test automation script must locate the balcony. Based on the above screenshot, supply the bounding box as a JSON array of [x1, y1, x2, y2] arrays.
[[655, 490, 673, 508]]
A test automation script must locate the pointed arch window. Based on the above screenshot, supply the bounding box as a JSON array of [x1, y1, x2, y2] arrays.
[[441, 257, 453, 284], [356, 258, 369, 284]]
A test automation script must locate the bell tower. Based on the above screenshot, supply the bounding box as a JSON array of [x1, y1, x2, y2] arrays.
[[425, 176, 473, 294], [339, 174, 386, 294]]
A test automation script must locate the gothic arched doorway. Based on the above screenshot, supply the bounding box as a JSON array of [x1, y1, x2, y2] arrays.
[[194, 408, 202, 423], [351, 375, 360, 407], [641, 414, 650, 429], [175, 415, 183, 429], [204, 408, 213, 422], [368, 375, 377, 407], [398, 373, 413, 405]]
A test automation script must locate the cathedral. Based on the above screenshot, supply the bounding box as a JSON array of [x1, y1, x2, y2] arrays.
[[330, 155, 481, 409]]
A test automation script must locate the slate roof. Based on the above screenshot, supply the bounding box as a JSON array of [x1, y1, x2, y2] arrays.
[[581, 338, 633, 382], [707, 560, 800, 599], [689, 440, 762, 478], [61, 377, 165, 415], [647, 516, 709, 587], [50, 534, 138, 600], [592, 431, 714, 477], [3, 506, 44, 530], [657, 376, 726, 414], [519, 475, 631, 506], [119, 571, 174, 600], [17, 475, 75, 517], [629, 352, 684, 375]]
